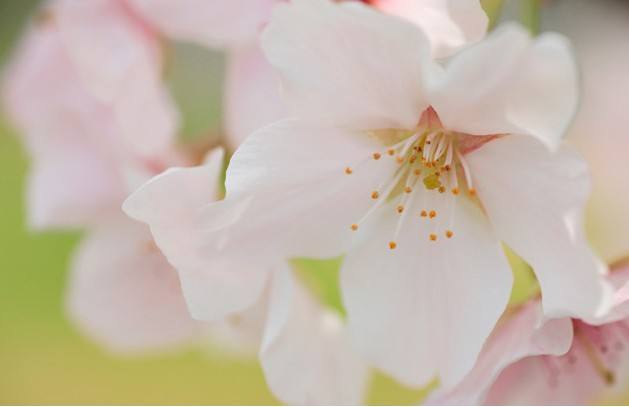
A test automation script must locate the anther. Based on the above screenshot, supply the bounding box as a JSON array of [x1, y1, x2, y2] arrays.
[[396, 156, 405, 164], [350, 224, 358, 231], [429, 210, 436, 219], [452, 187, 459, 195], [373, 152, 381, 160], [387, 148, 395, 156], [420, 210, 428, 218], [396, 205, 404, 214], [404, 186, 413, 193], [446, 230, 453, 238], [389, 241, 397, 250], [469, 188, 477, 196], [344, 167, 353, 175], [429, 234, 437, 241], [413, 169, 421, 176], [444, 164, 451, 171], [438, 186, 446, 193], [371, 191, 379, 199], [409, 155, 417, 164]]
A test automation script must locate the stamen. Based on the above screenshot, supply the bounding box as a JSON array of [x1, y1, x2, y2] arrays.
[[420, 210, 428, 217], [371, 191, 379, 199], [404, 186, 413, 193], [350, 224, 358, 231], [389, 241, 397, 250], [345, 167, 353, 175], [396, 205, 404, 214], [429, 233, 437, 241], [429, 210, 437, 219], [373, 152, 381, 160], [387, 148, 395, 156], [446, 230, 453, 238]]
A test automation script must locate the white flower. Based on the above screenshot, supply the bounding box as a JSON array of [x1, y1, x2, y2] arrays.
[[217, 0, 612, 388]]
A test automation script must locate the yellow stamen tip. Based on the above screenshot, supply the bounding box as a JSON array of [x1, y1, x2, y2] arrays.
[[446, 230, 454, 238], [350, 224, 358, 231], [373, 152, 381, 160], [429, 234, 437, 241], [429, 210, 437, 219], [387, 149, 395, 156], [389, 241, 397, 250], [371, 191, 380, 199], [404, 186, 413, 193], [396, 156, 405, 164], [420, 210, 428, 218], [396, 205, 404, 214], [344, 167, 353, 175], [469, 188, 477, 196], [414, 169, 422, 176], [452, 188, 459, 195], [438, 186, 446, 193]]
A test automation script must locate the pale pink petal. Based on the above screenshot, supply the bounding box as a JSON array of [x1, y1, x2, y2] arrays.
[[261, 265, 368, 404], [128, 0, 275, 48], [224, 44, 285, 148], [224, 119, 397, 259], [27, 140, 125, 229], [466, 135, 612, 321], [261, 0, 435, 130], [67, 217, 201, 353], [371, 0, 487, 58], [123, 149, 269, 320], [342, 192, 512, 388], [431, 302, 573, 404], [52, 0, 160, 102], [430, 23, 578, 149]]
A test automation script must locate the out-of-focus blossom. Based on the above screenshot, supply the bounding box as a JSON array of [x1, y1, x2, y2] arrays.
[[215, 0, 610, 389], [127, 0, 488, 147], [545, 0, 629, 263], [2, 0, 179, 229], [432, 264, 629, 405], [123, 149, 368, 404]]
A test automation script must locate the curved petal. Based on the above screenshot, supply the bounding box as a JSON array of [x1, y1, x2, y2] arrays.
[[67, 218, 201, 353], [261, 265, 368, 404], [430, 302, 573, 404], [123, 149, 269, 321], [371, 0, 487, 58], [261, 0, 435, 130], [128, 0, 275, 48], [341, 191, 512, 388], [430, 23, 578, 150], [225, 119, 397, 259], [224, 44, 285, 148], [466, 135, 613, 321]]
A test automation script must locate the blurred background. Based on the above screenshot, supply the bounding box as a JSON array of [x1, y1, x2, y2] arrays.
[[1, 0, 629, 404]]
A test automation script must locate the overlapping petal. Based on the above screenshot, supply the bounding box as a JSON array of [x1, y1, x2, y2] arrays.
[[261, 0, 435, 130], [430, 23, 578, 150], [466, 135, 612, 321], [261, 266, 368, 404], [67, 217, 201, 353], [342, 193, 512, 388]]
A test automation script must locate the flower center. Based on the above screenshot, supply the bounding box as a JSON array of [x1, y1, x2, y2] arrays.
[[344, 107, 485, 249]]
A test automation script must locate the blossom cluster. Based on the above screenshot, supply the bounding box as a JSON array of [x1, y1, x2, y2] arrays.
[[3, 0, 629, 404]]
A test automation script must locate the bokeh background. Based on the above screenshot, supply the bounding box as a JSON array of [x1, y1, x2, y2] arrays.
[[1, 0, 629, 404]]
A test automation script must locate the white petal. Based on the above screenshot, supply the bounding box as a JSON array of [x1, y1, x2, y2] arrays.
[[224, 119, 397, 258], [430, 302, 573, 404], [342, 191, 512, 388], [128, 0, 275, 48], [466, 135, 613, 321], [430, 23, 578, 149], [123, 149, 269, 320], [67, 218, 202, 353], [261, 0, 435, 130], [224, 44, 285, 148], [261, 265, 368, 404], [372, 0, 488, 58]]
